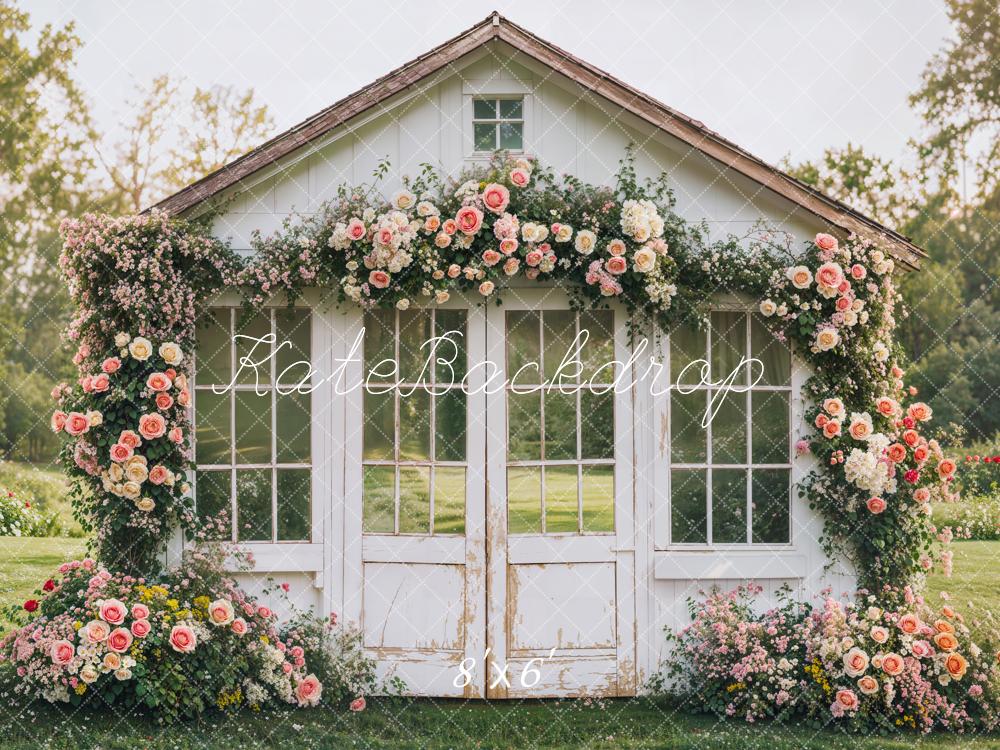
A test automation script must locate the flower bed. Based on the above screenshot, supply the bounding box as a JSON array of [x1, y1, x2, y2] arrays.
[[657, 584, 1000, 733], [0, 541, 379, 722]]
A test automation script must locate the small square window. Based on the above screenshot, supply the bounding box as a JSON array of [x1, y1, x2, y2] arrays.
[[472, 97, 524, 152]]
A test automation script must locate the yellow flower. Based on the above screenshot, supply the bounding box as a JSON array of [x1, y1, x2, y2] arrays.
[[260, 635, 269, 645], [74, 684, 87, 696], [166, 599, 179, 611], [73, 621, 83, 630], [194, 596, 211, 610]]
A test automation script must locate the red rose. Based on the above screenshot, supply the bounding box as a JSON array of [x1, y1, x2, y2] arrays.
[[24, 599, 39, 612], [42, 579, 55, 592]]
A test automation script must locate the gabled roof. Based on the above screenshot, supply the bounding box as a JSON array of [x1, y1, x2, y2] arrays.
[[151, 12, 925, 269]]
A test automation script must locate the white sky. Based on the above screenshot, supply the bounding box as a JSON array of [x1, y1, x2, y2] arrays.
[[31, 0, 950, 169]]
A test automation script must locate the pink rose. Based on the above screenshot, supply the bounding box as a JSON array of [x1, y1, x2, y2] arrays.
[[258, 606, 272, 619], [64, 412, 90, 436], [350, 696, 366, 712], [509, 168, 529, 187], [155, 392, 174, 410], [119, 430, 142, 449], [84, 619, 110, 644], [815, 262, 844, 289], [455, 206, 483, 235], [101, 357, 121, 374], [131, 603, 150, 620], [168, 426, 183, 444], [51, 410, 67, 432], [850, 264, 867, 280], [177, 388, 190, 407], [369, 270, 390, 289], [815, 233, 838, 251], [138, 413, 167, 440], [295, 674, 323, 706], [169, 624, 197, 653], [99, 598, 127, 625], [231, 618, 248, 636], [346, 218, 366, 241], [834, 688, 858, 712], [282, 661, 293, 674], [442, 218, 457, 235], [499, 238, 518, 255], [147, 372, 172, 392], [109, 443, 133, 463], [148, 465, 170, 485], [910, 639, 932, 658], [482, 249, 502, 266], [80, 375, 93, 393], [50, 639, 75, 666], [91, 373, 110, 393], [866, 497, 886, 514], [130, 618, 151, 638], [525, 249, 543, 267], [605, 256, 627, 275], [482, 183, 510, 214], [107, 627, 134, 653], [290, 646, 304, 659]]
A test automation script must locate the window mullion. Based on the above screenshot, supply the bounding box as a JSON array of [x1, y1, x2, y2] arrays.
[[271, 309, 278, 543], [745, 314, 752, 544], [229, 307, 237, 544], [705, 321, 713, 545]]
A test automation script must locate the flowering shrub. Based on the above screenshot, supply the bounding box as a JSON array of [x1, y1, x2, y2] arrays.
[[0, 541, 377, 723], [0, 488, 59, 537], [659, 584, 1000, 733]]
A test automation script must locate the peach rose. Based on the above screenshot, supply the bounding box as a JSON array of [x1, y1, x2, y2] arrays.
[[787, 265, 813, 289], [295, 674, 323, 706], [455, 206, 483, 235], [605, 256, 627, 275], [208, 599, 235, 626], [834, 689, 858, 712], [897, 613, 921, 635], [155, 392, 174, 410], [119, 430, 142, 449], [434, 232, 451, 249], [258, 606, 272, 619], [169, 624, 197, 653], [442, 218, 458, 235], [937, 459, 957, 478], [881, 652, 904, 676], [84, 619, 111, 644], [103, 652, 121, 672], [944, 652, 968, 679], [131, 603, 150, 620], [941, 605, 955, 618], [934, 619, 955, 634], [815, 413, 829, 428], [822, 420, 842, 439], [91, 373, 110, 393], [482, 183, 510, 214], [99, 598, 127, 625], [850, 263, 867, 279], [886, 443, 907, 463], [499, 238, 519, 255], [478, 281, 495, 297], [51, 410, 67, 432], [168, 427, 183, 444], [816, 261, 844, 289], [823, 398, 845, 417], [147, 372, 172, 392], [231, 618, 248, 636], [815, 233, 838, 251], [138, 413, 166, 440], [870, 626, 889, 644], [148, 465, 170, 485], [509, 168, 530, 187], [902, 429, 920, 447], [128, 337, 153, 361], [368, 270, 390, 289], [482, 249, 502, 266], [50, 639, 75, 666], [913, 445, 929, 463], [910, 487, 930, 504], [843, 647, 869, 677], [109, 443, 133, 463], [107, 627, 134, 653], [857, 675, 879, 695], [525, 249, 543, 267], [848, 415, 873, 441], [875, 397, 898, 416], [934, 632, 958, 651], [908, 402, 932, 422], [101, 357, 121, 374], [177, 389, 190, 407], [64, 411, 90, 437], [866, 497, 886, 514], [424, 215, 441, 233], [130, 618, 151, 638]]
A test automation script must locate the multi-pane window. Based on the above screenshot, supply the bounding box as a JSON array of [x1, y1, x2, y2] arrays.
[[473, 97, 524, 152], [361, 308, 468, 535], [194, 308, 312, 542], [669, 311, 792, 545], [506, 310, 616, 535]]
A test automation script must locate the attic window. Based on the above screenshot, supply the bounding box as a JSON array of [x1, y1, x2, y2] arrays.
[[473, 97, 523, 151]]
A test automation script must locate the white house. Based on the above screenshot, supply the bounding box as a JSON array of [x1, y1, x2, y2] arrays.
[[154, 13, 924, 698]]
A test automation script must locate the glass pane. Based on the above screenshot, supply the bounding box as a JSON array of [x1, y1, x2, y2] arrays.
[[582, 465, 614, 532], [195, 470, 231, 539], [399, 467, 430, 534], [473, 99, 496, 119], [235, 312, 272, 386], [752, 391, 789, 464], [363, 309, 396, 381], [543, 310, 577, 385], [499, 99, 523, 118], [580, 390, 614, 459], [752, 469, 790, 544], [277, 469, 310, 541], [236, 469, 272, 541], [544, 391, 577, 460], [398, 388, 430, 461], [363, 391, 394, 461], [435, 309, 467, 383], [474, 122, 496, 151], [711, 392, 747, 465], [508, 391, 541, 460], [580, 310, 615, 383], [671, 469, 707, 544], [670, 390, 707, 463], [276, 390, 310, 463], [751, 314, 790, 386], [499, 122, 523, 150], [235, 391, 271, 464], [712, 469, 747, 544], [670, 322, 707, 385], [195, 389, 230, 464], [363, 465, 395, 533], [545, 466, 578, 533], [195, 310, 231, 385], [507, 311, 541, 384], [434, 467, 466, 534], [710, 311, 746, 386], [276, 309, 311, 386], [435, 390, 466, 461], [507, 467, 541, 534], [399, 310, 432, 384]]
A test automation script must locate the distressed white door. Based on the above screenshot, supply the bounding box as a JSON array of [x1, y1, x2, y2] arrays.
[[484, 288, 636, 697], [344, 299, 488, 697]]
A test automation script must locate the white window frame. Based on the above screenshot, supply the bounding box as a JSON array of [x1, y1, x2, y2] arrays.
[[462, 84, 532, 160]]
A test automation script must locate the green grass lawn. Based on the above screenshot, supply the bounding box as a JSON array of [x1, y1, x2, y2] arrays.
[[0, 460, 83, 536], [0, 536, 87, 621]]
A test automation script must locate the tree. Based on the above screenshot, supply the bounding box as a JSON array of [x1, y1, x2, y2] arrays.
[[95, 74, 274, 212]]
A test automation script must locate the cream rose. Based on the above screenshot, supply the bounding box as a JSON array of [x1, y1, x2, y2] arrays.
[[208, 599, 235, 626], [843, 647, 870, 677], [136, 497, 155, 512], [787, 265, 813, 289], [122, 481, 142, 500], [758, 299, 777, 317], [633, 247, 656, 273], [80, 664, 99, 684], [158, 342, 183, 366], [574, 229, 597, 255], [128, 337, 153, 361], [125, 461, 148, 484]]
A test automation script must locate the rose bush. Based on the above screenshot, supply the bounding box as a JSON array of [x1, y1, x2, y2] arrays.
[[657, 584, 1000, 734]]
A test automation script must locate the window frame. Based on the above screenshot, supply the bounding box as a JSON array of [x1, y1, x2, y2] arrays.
[[192, 304, 314, 545], [469, 95, 526, 154], [661, 302, 797, 550]]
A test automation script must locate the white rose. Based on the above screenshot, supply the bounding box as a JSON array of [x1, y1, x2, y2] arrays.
[[87, 410, 103, 427], [815, 327, 840, 351], [395, 298, 410, 311], [556, 225, 573, 243], [136, 497, 155, 512], [786, 265, 813, 289], [114, 332, 130, 348], [633, 247, 656, 273], [80, 665, 99, 684], [128, 337, 153, 362], [158, 342, 183, 366], [392, 190, 416, 211], [122, 481, 141, 500], [574, 230, 597, 255], [125, 462, 148, 484], [759, 299, 777, 317], [435, 290, 450, 304]]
